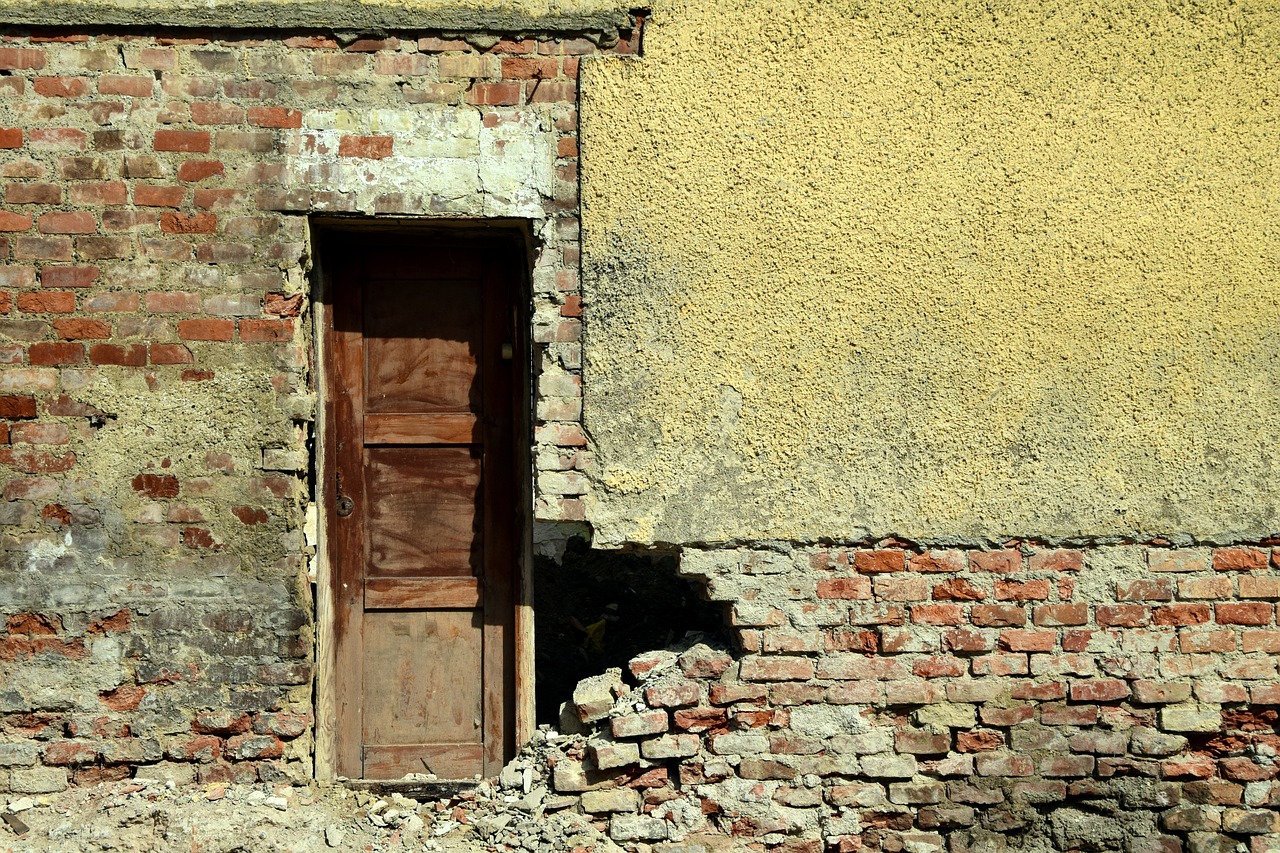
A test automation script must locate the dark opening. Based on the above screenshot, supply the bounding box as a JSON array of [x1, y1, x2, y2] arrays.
[[533, 539, 728, 726]]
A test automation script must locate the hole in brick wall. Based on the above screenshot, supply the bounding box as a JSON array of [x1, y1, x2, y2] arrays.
[[534, 539, 727, 726]]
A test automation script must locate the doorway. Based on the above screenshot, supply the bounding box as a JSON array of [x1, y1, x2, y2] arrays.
[[316, 226, 531, 781]]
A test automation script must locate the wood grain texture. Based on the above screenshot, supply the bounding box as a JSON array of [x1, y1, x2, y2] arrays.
[[364, 279, 481, 414], [365, 446, 481, 578], [364, 412, 479, 445], [365, 577, 482, 610]]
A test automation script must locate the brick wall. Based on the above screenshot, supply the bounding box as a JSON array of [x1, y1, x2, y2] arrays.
[[541, 544, 1280, 852], [0, 24, 634, 792]]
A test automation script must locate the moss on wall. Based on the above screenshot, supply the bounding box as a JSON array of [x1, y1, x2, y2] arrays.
[[579, 0, 1280, 547]]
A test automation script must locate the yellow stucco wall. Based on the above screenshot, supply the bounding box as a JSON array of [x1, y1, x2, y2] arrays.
[[579, 0, 1280, 547]]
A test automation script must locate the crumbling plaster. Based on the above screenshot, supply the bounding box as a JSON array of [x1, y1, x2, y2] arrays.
[[578, 0, 1280, 547], [0, 0, 634, 35]]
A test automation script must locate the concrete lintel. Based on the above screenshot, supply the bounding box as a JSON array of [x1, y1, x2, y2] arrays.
[[0, 0, 636, 35]]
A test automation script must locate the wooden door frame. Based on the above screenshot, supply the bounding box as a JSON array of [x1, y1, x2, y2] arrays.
[[310, 218, 536, 782]]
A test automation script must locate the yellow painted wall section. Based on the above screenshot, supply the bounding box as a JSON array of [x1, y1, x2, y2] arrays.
[[579, 0, 1280, 547]]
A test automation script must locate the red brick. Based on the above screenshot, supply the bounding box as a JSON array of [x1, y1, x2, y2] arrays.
[[177, 160, 226, 182], [0, 395, 37, 418], [17, 290, 75, 313], [1032, 604, 1088, 626], [1152, 603, 1212, 625], [0, 128, 22, 149], [557, 136, 579, 158], [943, 627, 995, 652], [0, 48, 46, 71], [178, 319, 234, 341], [970, 550, 1021, 573], [913, 655, 965, 678], [38, 211, 96, 234], [0, 210, 33, 231], [33, 76, 87, 97], [6, 183, 60, 204], [1215, 548, 1269, 571], [239, 319, 292, 342], [149, 343, 194, 364], [154, 129, 211, 153], [1240, 576, 1280, 599], [740, 656, 814, 682], [1216, 602, 1273, 626], [134, 184, 186, 207], [144, 292, 200, 313], [502, 56, 558, 79], [83, 292, 138, 312], [1096, 604, 1149, 627], [247, 106, 302, 128], [1041, 703, 1098, 725], [27, 342, 84, 365], [466, 82, 520, 106], [1116, 578, 1174, 601], [189, 102, 245, 125], [1070, 679, 1129, 702], [1029, 548, 1083, 572], [911, 603, 964, 625], [263, 292, 304, 318], [53, 318, 110, 339], [972, 604, 1027, 627], [1180, 576, 1235, 599], [998, 628, 1056, 651], [1180, 628, 1236, 653], [159, 212, 216, 234], [19, 412, 77, 438], [956, 730, 1004, 752], [338, 135, 393, 159], [42, 741, 99, 765], [193, 189, 243, 210], [528, 80, 577, 103], [932, 577, 986, 601], [855, 549, 906, 574], [911, 550, 965, 572], [1008, 676, 1070, 696], [98, 75, 154, 97], [29, 128, 86, 149], [69, 181, 127, 206], [39, 265, 98, 289], [89, 343, 147, 366]]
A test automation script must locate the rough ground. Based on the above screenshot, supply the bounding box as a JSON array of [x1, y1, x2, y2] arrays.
[[0, 735, 639, 853]]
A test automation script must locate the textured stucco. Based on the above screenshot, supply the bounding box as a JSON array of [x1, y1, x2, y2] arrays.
[[0, 0, 632, 33], [579, 0, 1280, 547]]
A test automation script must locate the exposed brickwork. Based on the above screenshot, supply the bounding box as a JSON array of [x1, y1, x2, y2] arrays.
[[530, 544, 1280, 850], [0, 23, 637, 793]]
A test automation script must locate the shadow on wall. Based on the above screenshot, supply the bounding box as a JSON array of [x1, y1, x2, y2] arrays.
[[534, 539, 728, 726]]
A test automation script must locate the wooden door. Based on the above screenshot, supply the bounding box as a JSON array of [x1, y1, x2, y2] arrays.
[[324, 234, 520, 780]]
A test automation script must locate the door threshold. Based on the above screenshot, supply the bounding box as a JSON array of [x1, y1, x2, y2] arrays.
[[343, 778, 479, 801]]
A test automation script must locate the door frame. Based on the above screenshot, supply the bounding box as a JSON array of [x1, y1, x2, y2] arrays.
[[310, 218, 536, 782]]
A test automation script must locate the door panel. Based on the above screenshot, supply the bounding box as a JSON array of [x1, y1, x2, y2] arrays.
[[365, 446, 481, 577], [325, 234, 520, 781]]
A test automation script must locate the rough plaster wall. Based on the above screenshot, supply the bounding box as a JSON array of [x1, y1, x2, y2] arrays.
[[0, 0, 633, 33], [579, 0, 1280, 548]]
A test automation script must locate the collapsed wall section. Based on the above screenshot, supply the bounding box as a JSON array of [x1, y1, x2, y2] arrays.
[[537, 544, 1280, 853], [0, 24, 632, 792]]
